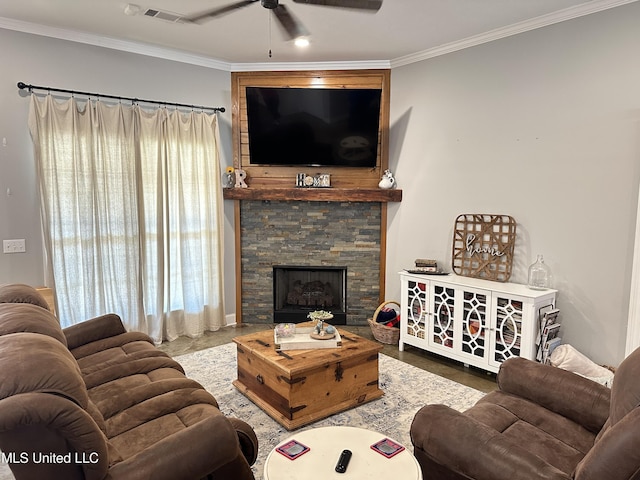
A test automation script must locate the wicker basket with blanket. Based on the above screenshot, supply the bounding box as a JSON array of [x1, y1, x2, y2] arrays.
[[368, 301, 400, 345]]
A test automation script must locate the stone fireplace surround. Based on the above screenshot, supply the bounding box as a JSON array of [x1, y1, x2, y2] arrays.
[[238, 200, 382, 325], [227, 70, 400, 325]]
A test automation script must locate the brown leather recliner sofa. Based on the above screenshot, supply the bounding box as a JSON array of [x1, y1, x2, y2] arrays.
[[0, 284, 257, 480], [410, 349, 640, 480]]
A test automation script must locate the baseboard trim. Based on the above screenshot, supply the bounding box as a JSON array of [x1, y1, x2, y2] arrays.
[[225, 313, 237, 327]]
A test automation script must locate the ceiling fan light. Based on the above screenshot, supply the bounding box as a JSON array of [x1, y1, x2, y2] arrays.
[[294, 37, 310, 47]]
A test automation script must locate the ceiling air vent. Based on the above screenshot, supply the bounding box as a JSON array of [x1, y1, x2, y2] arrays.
[[143, 8, 184, 23]]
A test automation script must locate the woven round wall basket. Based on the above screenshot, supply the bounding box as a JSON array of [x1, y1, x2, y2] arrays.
[[368, 301, 400, 345]]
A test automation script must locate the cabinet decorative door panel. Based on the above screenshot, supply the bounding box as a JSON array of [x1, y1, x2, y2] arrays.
[[399, 272, 557, 373], [461, 289, 490, 362], [404, 279, 428, 344], [491, 296, 524, 366], [429, 284, 456, 352]]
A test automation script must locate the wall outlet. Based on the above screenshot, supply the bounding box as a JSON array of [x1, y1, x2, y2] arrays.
[[3, 239, 26, 254]]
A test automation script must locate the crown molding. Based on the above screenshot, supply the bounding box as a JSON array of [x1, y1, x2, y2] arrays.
[[0, 16, 233, 72], [391, 0, 639, 68], [0, 15, 386, 72], [2, 0, 638, 72], [229, 60, 391, 72]]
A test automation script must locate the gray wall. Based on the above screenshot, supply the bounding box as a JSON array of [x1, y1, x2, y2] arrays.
[[387, 2, 640, 365]]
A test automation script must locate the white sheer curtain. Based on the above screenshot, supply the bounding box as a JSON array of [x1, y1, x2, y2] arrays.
[[28, 95, 225, 343]]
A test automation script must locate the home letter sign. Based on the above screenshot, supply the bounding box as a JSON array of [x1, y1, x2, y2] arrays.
[[451, 214, 516, 282]]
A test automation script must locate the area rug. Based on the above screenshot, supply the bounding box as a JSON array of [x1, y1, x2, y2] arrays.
[[176, 343, 485, 480], [0, 343, 485, 480]]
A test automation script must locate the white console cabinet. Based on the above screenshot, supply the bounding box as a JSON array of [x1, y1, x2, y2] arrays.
[[399, 272, 557, 373]]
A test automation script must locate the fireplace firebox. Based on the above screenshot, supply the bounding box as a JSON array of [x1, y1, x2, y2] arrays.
[[273, 266, 347, 324]]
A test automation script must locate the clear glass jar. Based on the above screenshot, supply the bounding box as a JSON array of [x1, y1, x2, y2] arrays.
[[528, 254, 551, 290]]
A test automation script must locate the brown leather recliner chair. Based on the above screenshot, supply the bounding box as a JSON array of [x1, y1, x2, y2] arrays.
[[411, 349, 640, 480], [0, 284, 258, 480]]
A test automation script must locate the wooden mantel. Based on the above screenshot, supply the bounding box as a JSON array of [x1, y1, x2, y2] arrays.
[[223, 187, 402, 203]]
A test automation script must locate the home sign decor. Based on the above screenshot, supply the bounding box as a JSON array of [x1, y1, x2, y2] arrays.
[[451, 214, 516, 282], [296, 173, 331, 188]]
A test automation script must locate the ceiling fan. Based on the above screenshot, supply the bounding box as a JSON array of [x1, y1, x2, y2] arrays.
[[184, 0, 383, 41]]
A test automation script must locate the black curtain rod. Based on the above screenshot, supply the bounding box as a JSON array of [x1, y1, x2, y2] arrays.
[[17, 82, 225, 113]]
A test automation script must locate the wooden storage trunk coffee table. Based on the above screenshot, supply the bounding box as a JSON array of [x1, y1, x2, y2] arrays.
[[233, 325, 384, 430]]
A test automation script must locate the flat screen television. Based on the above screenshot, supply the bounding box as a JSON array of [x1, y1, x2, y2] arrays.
[[245, 86, 382, 168]]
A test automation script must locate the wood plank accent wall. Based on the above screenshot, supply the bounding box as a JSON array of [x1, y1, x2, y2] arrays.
[[231, 69, 391, 189]]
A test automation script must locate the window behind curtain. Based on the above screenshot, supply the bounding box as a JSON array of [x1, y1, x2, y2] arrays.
[[29, 95, 225, 343]]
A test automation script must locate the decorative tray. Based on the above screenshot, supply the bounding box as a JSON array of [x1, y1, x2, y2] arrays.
[[404, 269, 450, 275], [274, 327, 342, 351]]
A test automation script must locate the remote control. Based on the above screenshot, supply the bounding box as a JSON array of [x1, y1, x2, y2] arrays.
[[335, 449, 352, 473]]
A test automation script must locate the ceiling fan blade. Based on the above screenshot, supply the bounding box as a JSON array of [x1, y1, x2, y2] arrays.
[[273, 4, 309, 40], [184, 0, 259, 23], [291, 0, 382, 12]]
